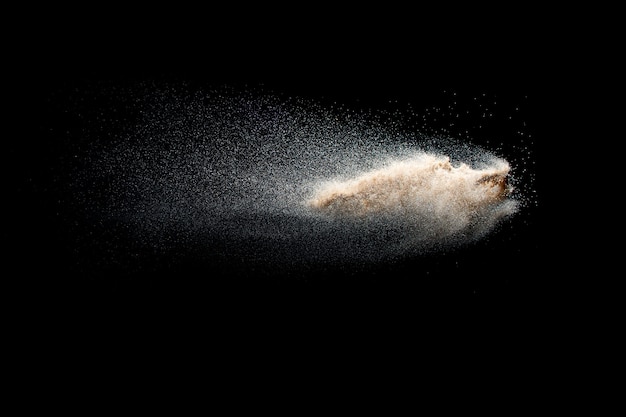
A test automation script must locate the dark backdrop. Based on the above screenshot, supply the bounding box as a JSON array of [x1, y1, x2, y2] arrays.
[[10, 9, 564, 339]]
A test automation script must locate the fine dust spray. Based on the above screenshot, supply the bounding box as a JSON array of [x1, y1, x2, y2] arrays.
[[68, 83, 533, 272]]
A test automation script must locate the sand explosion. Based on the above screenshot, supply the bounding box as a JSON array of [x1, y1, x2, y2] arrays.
[[67, 85, 529, 267]]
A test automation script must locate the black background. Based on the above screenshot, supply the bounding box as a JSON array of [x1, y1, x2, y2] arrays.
[[10, 8, 571, 352], [8, 7, 618, 409]]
